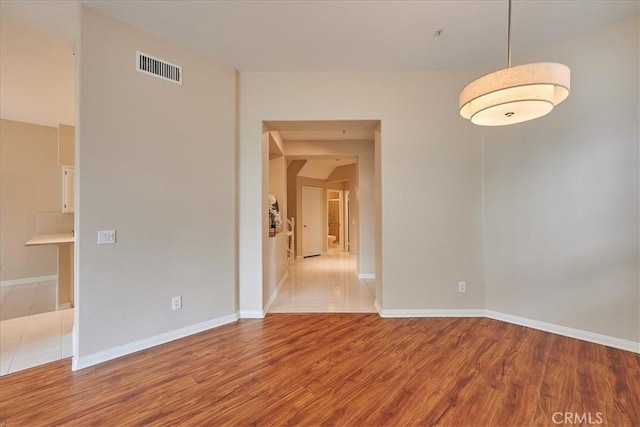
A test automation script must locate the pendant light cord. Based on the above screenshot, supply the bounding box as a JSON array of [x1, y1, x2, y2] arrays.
[[507, 0, 512, 67]]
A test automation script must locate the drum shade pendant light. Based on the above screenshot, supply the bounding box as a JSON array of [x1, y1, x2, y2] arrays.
[[459, 0, 570, 126]]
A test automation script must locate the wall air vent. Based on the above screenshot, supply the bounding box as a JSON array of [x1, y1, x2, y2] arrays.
[[136, 51, 182, 85]]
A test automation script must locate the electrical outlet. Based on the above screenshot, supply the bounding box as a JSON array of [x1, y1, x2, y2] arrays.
[[458, 281, 466, 293], [97, 230, 116, 244], [171, 296, 182, 310]]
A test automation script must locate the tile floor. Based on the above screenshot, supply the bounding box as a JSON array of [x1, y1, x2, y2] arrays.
[[269, 252, 376, 313], [1, 281, 73, 376], [0, 308, 73, 376], [1, 280, 58, 321]]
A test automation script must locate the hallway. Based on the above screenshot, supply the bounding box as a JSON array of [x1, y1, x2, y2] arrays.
[[268, 252, 375, 313]]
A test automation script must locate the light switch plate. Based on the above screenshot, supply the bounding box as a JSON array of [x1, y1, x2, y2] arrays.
[[98, 230, 116, 244]]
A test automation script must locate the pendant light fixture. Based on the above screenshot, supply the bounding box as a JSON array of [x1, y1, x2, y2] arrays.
[[459, 0, 570, 126]]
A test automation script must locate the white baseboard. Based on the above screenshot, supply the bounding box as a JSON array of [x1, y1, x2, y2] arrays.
[[485, 310, 640, 354], [379, 308, 485, 318], [264, 271, 288, 313], [72, 306, 639, 372], [374, 300, 382, 315], [358, 273, 375, 280], [374, 305, 639, 353], [238, 310, 265, 319], [72, 313, 238, 371], [0, 275, 57, 287]]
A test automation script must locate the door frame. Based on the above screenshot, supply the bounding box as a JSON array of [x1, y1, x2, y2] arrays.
[[326, 189, 344, 251], [344, 189, 350, 252]]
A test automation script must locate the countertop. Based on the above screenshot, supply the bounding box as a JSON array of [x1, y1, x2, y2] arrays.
[[25, 232, 74, 246]]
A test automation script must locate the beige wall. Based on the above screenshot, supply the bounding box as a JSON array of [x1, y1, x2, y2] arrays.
[[483, 16, 639, 342], [264, 154, 288, 307], [286, 160, 306, 235], [58, 124, 75, 166], [0, 17, 75, 127], [0, 119, 60, 281], [239, 71, 483, 313], [77, 7, 236, 360], [374, 123, 383, 306]]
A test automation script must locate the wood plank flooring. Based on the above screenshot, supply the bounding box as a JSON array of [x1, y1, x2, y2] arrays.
[[1, 314, 638, 426]]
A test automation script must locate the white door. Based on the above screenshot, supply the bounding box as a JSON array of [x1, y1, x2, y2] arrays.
[[302, 186, 323, 257]]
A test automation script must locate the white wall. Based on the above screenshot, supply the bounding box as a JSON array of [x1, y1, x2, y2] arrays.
[[483, 16, 639, 342], [77, 7, 236, 361], [239, 70, 484, 313]]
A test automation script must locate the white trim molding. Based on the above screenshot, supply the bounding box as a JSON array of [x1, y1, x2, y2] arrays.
[[379, 308, 485, 318], [264, 271, 288, 314], [238, 310, 265, 319], [374, 300, 382, 315], [358, 273, 375, 280], [485, 310, 640, 354], [72, 307, 638, 372], [0, 275, 57, 287], [374, 305, 639, 354], [72, 313, 238, 371]]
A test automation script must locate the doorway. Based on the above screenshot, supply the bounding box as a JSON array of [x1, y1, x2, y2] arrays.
[[256, 119, 380, 316], [327, 189, 344, 252], [0, 12, 77, 375]]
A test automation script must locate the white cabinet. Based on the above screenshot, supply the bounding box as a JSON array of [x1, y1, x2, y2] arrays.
[[62, 166, 75, 213]]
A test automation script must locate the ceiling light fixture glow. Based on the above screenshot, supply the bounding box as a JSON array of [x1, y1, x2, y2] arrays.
[[459, 0, 570, 126]]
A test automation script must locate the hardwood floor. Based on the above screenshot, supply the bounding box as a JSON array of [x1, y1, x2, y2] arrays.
[[1, 314, 638, 426]]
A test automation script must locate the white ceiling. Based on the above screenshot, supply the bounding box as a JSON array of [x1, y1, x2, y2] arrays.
[[1, 1, 637, 126], [1, 1, 638, 72]]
